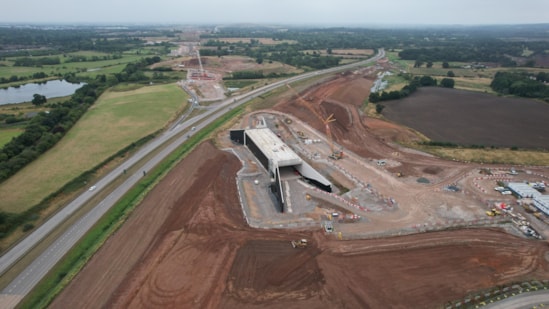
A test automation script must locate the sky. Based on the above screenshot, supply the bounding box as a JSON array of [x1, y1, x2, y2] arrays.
[[1, 0, 548, 25]]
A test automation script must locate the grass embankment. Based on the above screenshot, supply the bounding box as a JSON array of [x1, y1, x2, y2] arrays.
[[19, 104, 245, 309], [0, 128, 23, 147], [0, 83, 188, 213], [419, 146, 549, 166]]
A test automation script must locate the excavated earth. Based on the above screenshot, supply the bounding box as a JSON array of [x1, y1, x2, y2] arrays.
[[52, 71, 549, 308]]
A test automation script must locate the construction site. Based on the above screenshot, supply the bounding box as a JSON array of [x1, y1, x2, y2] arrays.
[[51, 53, 549, 308], [179, 47, 226, 103]]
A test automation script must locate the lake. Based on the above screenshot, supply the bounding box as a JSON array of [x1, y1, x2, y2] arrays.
[[0, 80, 85, 105]]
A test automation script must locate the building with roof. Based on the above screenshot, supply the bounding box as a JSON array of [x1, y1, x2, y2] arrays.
[[242, 128, 302, 171], [230, 128, 332, 212], [533, 195, 549, 215], [507, 182, 541, 199]]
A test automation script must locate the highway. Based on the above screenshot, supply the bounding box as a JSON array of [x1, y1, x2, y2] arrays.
[[0, 49, 384, 307]]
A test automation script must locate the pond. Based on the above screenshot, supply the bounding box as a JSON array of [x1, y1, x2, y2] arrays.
[[0, 80, 85, 105]]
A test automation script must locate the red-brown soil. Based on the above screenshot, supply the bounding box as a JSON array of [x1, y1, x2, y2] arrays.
[[51, 140, 549, 309], [51, 68, 549, 308]]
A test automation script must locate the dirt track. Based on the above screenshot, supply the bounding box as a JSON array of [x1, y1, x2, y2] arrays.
[[52, 69, 549, 308]]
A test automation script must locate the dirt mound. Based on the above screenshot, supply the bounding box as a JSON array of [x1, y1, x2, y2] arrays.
[[274, 74, 396, 159], [183, 58, 206, 67]]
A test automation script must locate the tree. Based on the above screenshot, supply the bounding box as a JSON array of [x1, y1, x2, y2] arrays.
[[447, 70, 455, 77], [440, 78, 455, 88], [442, 62, 450, 69], [369, 92, 380, 103], [419, 75, 437, 87], [32, 94, 47, 106], [426, 61, 433, 68], [414, 60, 424, 68], [375, 104, 385, 114]]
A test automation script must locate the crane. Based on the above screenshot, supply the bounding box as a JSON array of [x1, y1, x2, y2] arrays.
[[286, 84, 343, 159]]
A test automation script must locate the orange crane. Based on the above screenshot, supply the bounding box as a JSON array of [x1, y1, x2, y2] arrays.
[[286, 84, 343, 159]]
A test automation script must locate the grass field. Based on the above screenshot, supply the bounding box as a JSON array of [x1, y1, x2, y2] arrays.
[[383, 73, 408, 92], [453, 77, 494, 93], [224, 80, 258, 89], [0, 53, 145, 81], [423, 147, 549, 166], [0, 83, 188, 213], [0, 127, 23, 147]]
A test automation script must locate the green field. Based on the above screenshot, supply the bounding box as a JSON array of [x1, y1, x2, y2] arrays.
[[0, 53, 146, 81], [0, 127, 23, 147], [0, 83, 188, 213], [423, 147, 549, 166], [224, 80, 258, 89]]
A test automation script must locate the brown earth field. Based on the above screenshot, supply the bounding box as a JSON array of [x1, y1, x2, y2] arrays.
[[382, 87, 549, 149], [179, 55, 302, 76], [51, 141, 549, 309], [52, 68, 549, 308]]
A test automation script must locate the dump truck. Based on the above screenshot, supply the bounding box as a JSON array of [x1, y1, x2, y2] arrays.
[[291, 239, 308, 248]]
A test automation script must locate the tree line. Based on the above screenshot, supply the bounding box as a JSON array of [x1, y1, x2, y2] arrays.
[[203, 40, 342, 70], [490, 71, 549, 100], [369, 75, 454, 104], [0, 28, 146, 55]]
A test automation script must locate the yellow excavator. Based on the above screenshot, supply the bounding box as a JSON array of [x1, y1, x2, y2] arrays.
[[485, 208, 501, 217], [291, 239, 308, 248]]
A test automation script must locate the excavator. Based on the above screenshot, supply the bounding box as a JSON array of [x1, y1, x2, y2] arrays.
[[291, 239, 308, 248], [286, 84, 343, 160]]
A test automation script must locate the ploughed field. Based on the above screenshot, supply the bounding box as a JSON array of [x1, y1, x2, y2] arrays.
[[382, 87, 549, 149], [51, 141, 549, 309]]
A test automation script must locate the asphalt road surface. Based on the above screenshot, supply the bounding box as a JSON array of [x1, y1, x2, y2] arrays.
[[482, 290, 549, 309], [0, 49, 385, 308]]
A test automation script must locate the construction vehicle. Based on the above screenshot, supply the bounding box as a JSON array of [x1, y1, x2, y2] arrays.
[[286, 84, 343, 160], [291, 239, 308, 248], [485, 208, 501, 217], [329, 150, 343, 160], [396, 172, 404, 178]]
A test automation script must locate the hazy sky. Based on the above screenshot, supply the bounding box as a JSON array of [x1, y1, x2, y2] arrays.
[[1, 0, 548, 25]]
